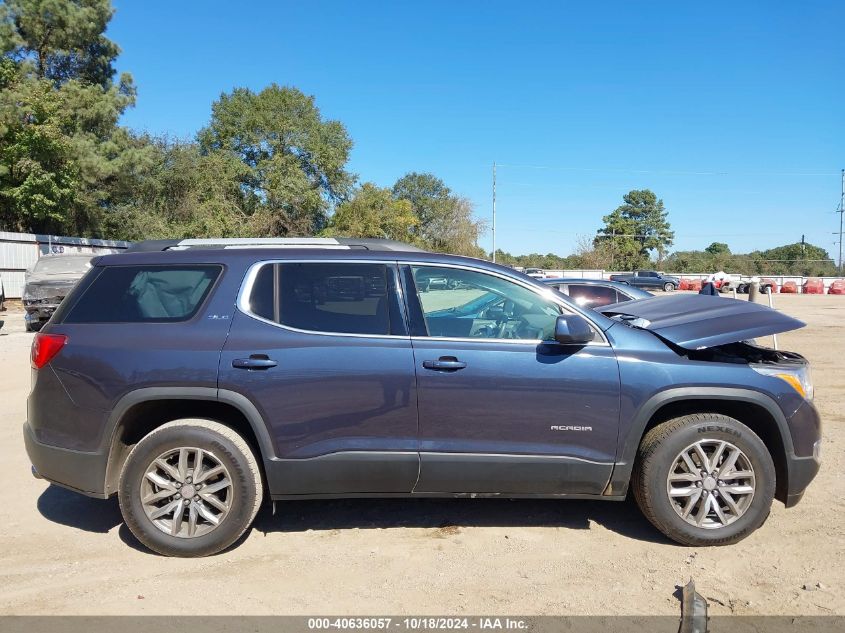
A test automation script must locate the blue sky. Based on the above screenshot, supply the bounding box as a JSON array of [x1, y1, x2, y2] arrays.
[[109, 1, 844, 257]]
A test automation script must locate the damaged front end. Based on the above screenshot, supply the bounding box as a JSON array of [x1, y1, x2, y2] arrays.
[[22, 280, 77, 327], [23, 255, 93, 330], [598, 294, 813, 402]]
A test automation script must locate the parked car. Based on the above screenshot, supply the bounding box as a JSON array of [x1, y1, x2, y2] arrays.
[[609, 270, 680, 291], [25, 238, 820, 556], [543, 278, 652, 308], [22, 254, 93, 332], [524, 267, 547, 279]]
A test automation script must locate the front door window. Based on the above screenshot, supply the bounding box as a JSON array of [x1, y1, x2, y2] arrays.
[[411, 266, 563, 341]]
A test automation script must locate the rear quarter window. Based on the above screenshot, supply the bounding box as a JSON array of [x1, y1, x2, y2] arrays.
[[64, 265, 221, 323]]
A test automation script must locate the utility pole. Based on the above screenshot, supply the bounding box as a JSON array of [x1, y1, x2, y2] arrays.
[[839, 169, 844, 275], [492, 162, 497, 263], [610, 229, 615, 270]]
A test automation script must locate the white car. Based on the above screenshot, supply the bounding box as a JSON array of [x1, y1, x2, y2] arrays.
[[524, 268, 546, 279]]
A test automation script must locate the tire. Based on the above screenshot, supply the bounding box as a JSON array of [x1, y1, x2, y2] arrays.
[[118, 419, 263, 557], [25, 320, 42, 332], [663, 282, 675, 292], [632, 413, 775, 546]]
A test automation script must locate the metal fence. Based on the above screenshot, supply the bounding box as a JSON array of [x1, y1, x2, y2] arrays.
[[535, 269, 843, 292], [0, 231, 129, 298]]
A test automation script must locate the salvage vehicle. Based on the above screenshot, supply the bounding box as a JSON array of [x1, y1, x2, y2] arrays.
[[542, 278, 652, 308], [24, 238, 820, 556], [22, 254, 93, 332], [609, 270, 680, 291], [719, 277, 778, 295]]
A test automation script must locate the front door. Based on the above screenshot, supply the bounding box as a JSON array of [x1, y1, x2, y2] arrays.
[[218, 260, 419, 495], [404, 264, 621, 495]]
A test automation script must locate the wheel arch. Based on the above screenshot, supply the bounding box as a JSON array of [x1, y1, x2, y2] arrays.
[[102, 388, 275, 496], [607, 388, 793, 504]]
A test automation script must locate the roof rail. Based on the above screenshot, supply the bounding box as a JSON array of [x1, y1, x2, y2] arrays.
[[123, 237, 427, 253]]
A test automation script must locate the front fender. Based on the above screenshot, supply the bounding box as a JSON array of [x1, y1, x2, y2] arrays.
[[605, 386, 795, 496]]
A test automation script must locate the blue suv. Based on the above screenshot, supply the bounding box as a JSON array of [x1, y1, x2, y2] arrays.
[[24, 238, 821, 556]]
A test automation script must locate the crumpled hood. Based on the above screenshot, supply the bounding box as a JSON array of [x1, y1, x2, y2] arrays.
[[598, 294, 805, 350]]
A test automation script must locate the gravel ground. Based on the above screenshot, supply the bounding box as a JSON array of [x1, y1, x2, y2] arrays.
[[0, 293, 842, 615]]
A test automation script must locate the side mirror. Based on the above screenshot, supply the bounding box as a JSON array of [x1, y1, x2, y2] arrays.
[[554, 314, 595, 345]]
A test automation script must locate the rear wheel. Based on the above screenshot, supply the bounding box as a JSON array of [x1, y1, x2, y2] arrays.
[[633, 413, 775, 546], [118, 419, 263, 557]]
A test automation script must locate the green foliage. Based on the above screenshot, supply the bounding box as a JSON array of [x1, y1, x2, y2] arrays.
[[705, 241, 730, 255], [755, 242, 836, 276], [595, 189, 674, 269], [392, 172, 486, 256], [0, 0, 135, 235], [492, 250, 583, 270], [322, 183, 418, 242], [664, 241, 836, 276], [104, 138, 251, 241], [197, 84, 354, 237], [1, 0, 123, 88], [0, 1, 488, 254]]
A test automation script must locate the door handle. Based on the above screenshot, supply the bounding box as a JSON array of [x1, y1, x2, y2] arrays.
[[422, 357, 467, 371], [232, 355, 278, 370]]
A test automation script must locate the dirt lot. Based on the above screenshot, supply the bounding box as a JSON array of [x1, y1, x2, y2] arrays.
[[0, 294, 843, 616]]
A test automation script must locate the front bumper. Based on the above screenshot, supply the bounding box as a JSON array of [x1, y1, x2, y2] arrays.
[[783, 452, 821, 508], [23, 422, 109, 499], [23, 305, 58, 323], [782, 400, 822, 507]]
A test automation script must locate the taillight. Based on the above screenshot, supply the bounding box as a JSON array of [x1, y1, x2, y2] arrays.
[[31, 333, 68, 369]]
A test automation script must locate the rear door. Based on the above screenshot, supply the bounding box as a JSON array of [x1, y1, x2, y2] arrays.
[[218, 260, 420, 495], [404, 264, 621, 495]]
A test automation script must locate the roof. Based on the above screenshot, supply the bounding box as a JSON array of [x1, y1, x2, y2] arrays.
[[91, 245, 618, 331], [123, 237, 427, 253]]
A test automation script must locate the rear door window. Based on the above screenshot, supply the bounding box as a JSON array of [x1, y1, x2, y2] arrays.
[[246, 262, 405, 336], [64, 265, 220, 323]]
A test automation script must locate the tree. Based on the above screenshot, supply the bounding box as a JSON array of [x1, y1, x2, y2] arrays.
[[705, 242, 730, 255], [595, 189, 674, 269], [104, 138, 250, 241], [392, 172, 485, 256], [321, 183, 418, 242], [757, 242, 836, 277], [0, 0, 136, 235], [0, 0, 124, 87], [197, 84, 354, 237]]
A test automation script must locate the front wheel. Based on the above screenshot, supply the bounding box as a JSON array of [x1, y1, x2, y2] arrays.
[[633, 413, 775, 546], [663, 282, 675, 292], [118, 419, 263, 557]]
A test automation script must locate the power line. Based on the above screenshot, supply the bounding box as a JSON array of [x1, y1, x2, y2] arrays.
[[495, 163, 840, 177]]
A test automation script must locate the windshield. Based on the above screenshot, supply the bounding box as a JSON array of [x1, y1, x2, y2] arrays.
[[31, 255, 93, 276]]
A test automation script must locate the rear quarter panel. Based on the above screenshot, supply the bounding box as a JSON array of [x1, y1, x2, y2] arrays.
[[32, 260, 245, 452]]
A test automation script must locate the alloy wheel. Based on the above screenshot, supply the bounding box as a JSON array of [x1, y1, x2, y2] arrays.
[[140, 447, 233, 538], [666, 439, 756, 529]]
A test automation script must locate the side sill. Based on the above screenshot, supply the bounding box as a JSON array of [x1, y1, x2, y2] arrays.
[[271, 492, 627, 501]]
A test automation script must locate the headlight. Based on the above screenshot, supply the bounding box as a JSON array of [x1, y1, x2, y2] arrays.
[[752, 363, 814, 400]]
